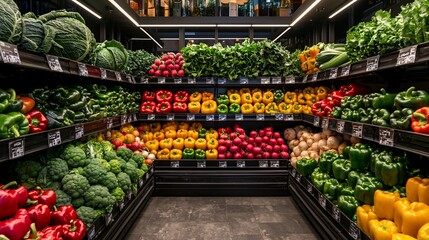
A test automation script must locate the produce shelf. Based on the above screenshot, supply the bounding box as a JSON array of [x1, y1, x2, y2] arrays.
[[138, 113, 302, 122], [289, 167, 370, 240], [154, 159, 288, 169], [136, 76, 216, 86]]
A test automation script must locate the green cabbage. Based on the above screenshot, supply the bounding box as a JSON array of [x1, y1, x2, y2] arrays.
[[0, 0, 23, 44], [91, 40, 128, 71], [20, 12, 55, 53]]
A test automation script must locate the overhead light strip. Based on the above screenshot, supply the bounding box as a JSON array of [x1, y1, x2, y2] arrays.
[[71, 0, 102, 19], [218, 24, 252, 27], [290, 0, 321, 26], [140, 28, 163, 49], [252, 24, 290, 27], [108, 0, 139, 26], [139, 24, 289, 28], [272, 27, 291, 42], [329, 0, 358, 19]]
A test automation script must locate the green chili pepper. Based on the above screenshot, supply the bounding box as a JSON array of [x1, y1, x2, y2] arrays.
[[46, 109, 75, 129]]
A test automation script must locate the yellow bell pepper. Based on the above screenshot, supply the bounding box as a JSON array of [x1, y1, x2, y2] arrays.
[[207, 138, 219, 150], [157, 149, 170, 160], [392, 233, 417, 240], [401, 202, 429, 238], [292, 103, 303, 114], [254, 103, 265, 113], [357, 205, 379, 236], [187, 130, 199, 139], [241, 93, 253, 104], [201, 100, 217, 114], [418, 223, 429, 240], [297, 93, 306, 105], [160, 138, 173, 150], [265, 103, 279, 114], [141, 131, 154, 142], [302, 105, 312, 114], [252, 92, 263, 103], [251, 88, 262, 94], [195, 138, 207, 150], [316, 86, 330, 99], [369, 219, 398, 240], [145, 140, 159, 151], [184, 137, 195, 148], [206, 149, 218, 160], [206, 129, 219, 140], [165, 130, 176, 139], [419, 178, 429, 205], [241, 103, 254, 114], [394, 198, 411, 232], [150, 122, 161, 133], [169, 149, 182, 160], [178, 122, 189, 130], [303, 87, 315, 95], [406, 177, 429, 204], [229, 93, 241, 105], [374, 190, 400, 221], [202, 91, 214, 101], [173, 138, 184, 150], [278, 102, 292, 113], [284, 91, 297, 104], [262, 91, 274, 105], [190, 91, 202, 102], [176, 129, 188, 139], [305, 94, 319, 106], [188, 102, 201, 113], [154, 132, 165, 141], [227, 89, 239, 97], [190, 122, 203, 131], [239, 88, 251, 95]]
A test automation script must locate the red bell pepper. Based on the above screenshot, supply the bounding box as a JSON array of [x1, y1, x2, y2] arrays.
[[311, 101, 327, 117], [25, 110, 48, 133], [51, 205, 77, 225], [0, 181, 19, 219], [62, 219, 86, 240], [173, 102, 188, 113], [140, 101, 156, 113], [173, 91, 189, 103], [330, 91, 344, 106], [324, 105, 333, 118], [25, 224, 63, 240], [340, 83, 371, 96], [28, 188, 56, 210], [28, 204, 51, 231], [155, 102, 172, 114], [156, 90, 173, 103], [218, 127, 231, 135], [141, 91, 155, 102], [411, 107, 429, 134], [0, 181, 27, 209], [0, 209, 32, 240]]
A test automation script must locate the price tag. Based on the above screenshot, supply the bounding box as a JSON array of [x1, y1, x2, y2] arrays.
[[138, 177, 144, 188], [219, 114, 227, 121], [9, 139, 24, 159], [206, 77, 214, 84], [100, 68, 107, 79], [302, 75, 308, 82], [296, 172, 302, 182], [147, 114, 155, 120], [291, 168, 296, 177], [78, 63, 88, 77], [126, 75, 134, 83], [115, 72, 122, 81], [127, 190, 132, 200], [174, 78, 182, 84], [311, 72, 318, 82], [256, 114, 264, 121], [157, 77, 166, 84], [219, 161, 227, 168], [261, 77, 270, 84], [235, 114, 243, 121], [313, 116, 320, 127], [318, 193, 326, 209], [132, 113, 138, 121], [285, 76, 295, 84], [272, 77, 282, 84], [366, 55, 380, 72], [275, 114, 284, 121], [48, 131, 61, 148], [259, 160, 268, 168], [206, 115, 214, 121], [106, 118, 113, 129], [75, 124, 84, 140], [239, 78, 248, 84], [188, 78, 196, 84], [46, 55, 63, 72], [197, 161, 206, 168], [87, 226, 96, 240], [336, 120, 345, 133], [329, 68, 338, 79], [322, 118, 329, 129], [218, 78, 227, 85], [270, 160, 280, 168], [352, 124, 363, 138], [105, 213, 113, 226], [340, 64, 351, 77], [0, 42, 20, 64], [127, 115, 132, 123], [120, 115, 127, 125], [145, 172, 149, 180], [119, 200, 125, 211], [237, 160, 245, 168], [397, 45, 417, 66], [167, 114, 175, 121], [349, 223, 360, 240], [284, 114, 294, 121], [332, 205, 341, 223], [307, 182, 312, 193], [379, 128, 394, 147], [187, 114, 195, 121], [171, 161, 180, 168], [141, 77, 149, 84]]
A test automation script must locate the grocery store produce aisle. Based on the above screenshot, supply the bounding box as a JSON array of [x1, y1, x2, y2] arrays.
[[127, 196, 321, 240]]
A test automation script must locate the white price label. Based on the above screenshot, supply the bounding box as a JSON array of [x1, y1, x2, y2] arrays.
[[379, 128, 394, 147], [119, 200, 125, 211], [352, 124, 363, 138], [132, 113, 138, 121], [167, 114, 175, 121], [174, 78, 182, 84], [259, 160, 268, 168], [46, 55, 63, 72], [78, 63, 88, 77], [197, 161, 206, 168], [284, 114, 294, 121], [336, 121, 345, 133], [291, 168, 296, 177], [313, 116, 320, 127], [237, 160, 245, 168], [270, 160, 280, 168], [206, 115, 214, 121], [349, 223, 360, 240], [332, 205, 341, 223], [188, 78, 196, 84], [127, 190, 132, 200], [261, 77, 270, 84], [74, 124, 84, 140], [100, 68, 107, 79], [272, 77, 282, 84], [218, 114, 227, 121], [275, 114, 284, 121], [145, 172, 149, 180], [187, 114, 195, 121], [285, 76, 295, 84], [9, 139, 24, 159], [329, 68, 338, 79], [307, 183, 313, 193], [106, 118, 113, 129], [219, 161, 227, 168], [0, 42, 20, 64], [87, 226, 96, 240], [366, 55, 380, 72], [171, 161, 180, 168], [120, 115, 127, 125], [147, 114, 155, 120], [303, 75, 308, 82], [105, 213, 113, 226], [141, 77, 149, 84], [138, 177, 144, 188], [311, 73, 318, 82], [397, 45, 417, 66], [115, 72, 122, 81], [296, 173, 302, 182], [127, 114, 133, 123], [157, 77, 165, 84], [235, 114, 243, 121], [218, 78, 227, 84], [322, 118, 329, 129], [256, 114, 264, 121], [318, 193, 326, 209], [340, 65, 351, 77], [239, 78, 248, 84], [206, 77, 214, 84], [48, 131, 61, 148], [126, 75, 134, 83]]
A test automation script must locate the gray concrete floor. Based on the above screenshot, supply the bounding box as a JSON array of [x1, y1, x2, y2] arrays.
[[126, 197, 321, 240]]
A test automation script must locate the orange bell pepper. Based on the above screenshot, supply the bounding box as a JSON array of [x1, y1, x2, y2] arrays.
[[262, 91, 274, 105], [316, 86, 330, 99], [154, 131, 165, 141], [176, 129, 188, 139], [207, 138, 219, 150], [160, 138, 173, 150], [184, 137, 195, 148], [252, 92, 263, 103], [357, 205, 378, 236], [157, 149, 170, 160], [206, 149, 218, 160], [187, 129, 199, 139], [201, 100, 217, 114], [195, 138, 207, 150], [254, 103, 265, 113], [251, 88, 262, 94], [418, 223, 429, 240], [178, 122, 189, 130], [165, 129, 177, 139], [229, 93, 241, 105], [374, 190, 400, 221], [202, 91, 214, 101], [241, 103, 254, 114], [190, 122, 203, 131], [145, 140, 159, 151], [150, 122, 161, 133], [190, 91, 202, 102], [173, 138, 184, 150]]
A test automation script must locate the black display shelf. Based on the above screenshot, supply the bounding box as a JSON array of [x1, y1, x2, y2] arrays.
[[154, 159, 288, 169], [289, 167, 370, 240], [136, 76, 216, 86], [138, 113, 302, 122]]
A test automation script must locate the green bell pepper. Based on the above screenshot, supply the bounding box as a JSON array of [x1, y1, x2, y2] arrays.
[[0, 89, 10, 113], [183, 148, 195, 159], [195, 149, 205, 159], [198, 128, 207, 138], [337, 195, 359, 219], [340, 185, 355, 196], [351, 110, 361, 122], [74, 111, 85, 123], [371, 109, 391, 127], [311, 168, 330, 192], [374, 152, 407, 186], [372, 89, 396, 109], [229, 103, 241, 114], [349, 143, 372, 170], [0, 112, 30, 139], [341, 108, 353, 121], [341, 96, 353, 109], [319, 151, 340, 174], [332, 158, 352, 181], [217, 104, 228, 114], [46, 109, 75, 129], [350, 95, 364, 110], [354, 176, 383, 205], [359, 108, 374, 124], [342, 145, 350, 159], [273, 90, 284, 103], [4, 88, 23, 113], [394, 87, 429, 110], [390, 108, 413, 130], [296, 158, 318, 177], [323, 178, 341, 201], [217, 94, 229, 106], [332, 106, 342, 119], [363, 93, 377, 108], [347, 171, 360, 188]]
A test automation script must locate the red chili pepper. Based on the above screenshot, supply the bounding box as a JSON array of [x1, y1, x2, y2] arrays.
[[411, 107, 429, 134], [311, 101, 326, 117], [140, 101, 156, 113], [62, 219, 86, 240], [155, 102, 172, 114], [28, 188, 56, 210], [51, 205, 77, 225], [173, 91, 189, 103], [28, 204, 51, 231], [340, 83, 371, 96], [0, 181, 19, 219], [0, 181, 27, 209], [0, 209, 32, 240], [141, 91, 155, 102], [156, 90, 173, 103], [173, 102, 188, 113], [25, 110, 48, 133]]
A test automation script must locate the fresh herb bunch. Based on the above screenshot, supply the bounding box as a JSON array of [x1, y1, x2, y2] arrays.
[[124, 49, 157, 77]]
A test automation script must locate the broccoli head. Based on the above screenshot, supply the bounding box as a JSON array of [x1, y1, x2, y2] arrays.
[[117, 172, 131, 192], [141, 163, 149, 172], [15, 159, 42, 182], [76, 206, 103, 227], [110, 187, 125, 203], [116, 148, 133, 161], [45, 181, 62, 191], [123, 162, 140, 183], [71, 197, 85, 209], [130, 153, 144, 168], [118, 158, 127, 169], [81, 140, 104, 159], [46, 158, 69, 181], [84, 185, 116, 212], [62, 145, 87, 168], [127, 159, 138, 168], [103, 151, 117, 161], [55, 189, 72, 206], [101, 141, 114, 154], [100, 159, 111, 171], [102, 172, 118, 191], [37, 167, 52, 188], [109, 160, 122, 174], [81, 162, 108, 185], [61, 173, 90, 198]]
